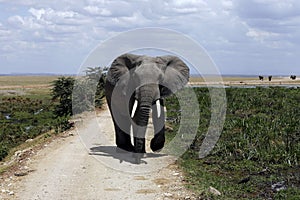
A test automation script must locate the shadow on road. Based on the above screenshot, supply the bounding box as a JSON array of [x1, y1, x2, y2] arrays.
[[89, 146, 168, 165]]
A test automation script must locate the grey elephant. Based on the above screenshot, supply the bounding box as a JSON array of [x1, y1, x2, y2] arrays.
[[105, 53, 189, 163]]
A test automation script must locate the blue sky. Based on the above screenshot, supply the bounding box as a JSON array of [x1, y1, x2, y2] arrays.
[[0, 0, 299, 75]]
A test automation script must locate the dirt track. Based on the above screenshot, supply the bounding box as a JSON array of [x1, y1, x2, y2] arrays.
[[0, 107, 194, 200]]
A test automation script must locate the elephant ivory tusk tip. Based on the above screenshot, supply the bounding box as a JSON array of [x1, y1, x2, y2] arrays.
[[156, 100, 161, 118], [131, 100, 138, 118]]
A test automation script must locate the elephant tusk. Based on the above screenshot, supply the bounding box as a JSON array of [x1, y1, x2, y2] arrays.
[[156, 100, 161, 118], [131, 100, 138, 118]]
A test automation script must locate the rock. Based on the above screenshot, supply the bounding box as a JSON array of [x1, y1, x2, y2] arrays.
[[164, 192, 173, 197], [23, 166, 29, 170], [173, 172, 180, 176], [25, 139, 33, 143], [14, 171, 28, 177], [14, 150, 22, 157], [272, 181, 286, 192], [208, 186, 221, 196], [9, 191, 14, 195], [68, 132, 74, 136]]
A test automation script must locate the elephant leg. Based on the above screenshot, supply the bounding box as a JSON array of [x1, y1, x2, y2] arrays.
[[150, 99, 165, 152], [132, 126, 147, 153], [132, 129, 146, 164], [108, 101, 134, 152], [113, 116, 134, 152], [105, 82, 134, 152]]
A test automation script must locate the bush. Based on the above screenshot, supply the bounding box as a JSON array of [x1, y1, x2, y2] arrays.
[[52, 68, 106, 116], [0, 145, 8, 161], [51, 77, 75, 117]]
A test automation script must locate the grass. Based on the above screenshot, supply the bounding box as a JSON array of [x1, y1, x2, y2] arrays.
[[189, 76, 300, 85], [0, 129, 57, 174], [0, 76, 61, 87], [0, 76, 63, 98], [165, 87, 300, 199], [189, 76, 258, 83]]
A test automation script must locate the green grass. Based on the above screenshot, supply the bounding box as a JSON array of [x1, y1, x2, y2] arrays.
[[0, 76, 73, 162], [165, 87, 300, 199], [0, 95, 71, 161]]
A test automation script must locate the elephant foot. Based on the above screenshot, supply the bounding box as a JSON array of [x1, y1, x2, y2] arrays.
[[134, 137, 146, 153], [150, 133, 165, 152], [133, 153, 144, 164]]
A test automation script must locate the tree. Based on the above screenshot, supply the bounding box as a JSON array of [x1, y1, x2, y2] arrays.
[[51, 76, 75, 116], [84, 66, 107, 108], [52, 67, 107, 116]]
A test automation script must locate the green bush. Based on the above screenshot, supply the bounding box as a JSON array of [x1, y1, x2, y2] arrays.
[[0, 145, 8, 161]]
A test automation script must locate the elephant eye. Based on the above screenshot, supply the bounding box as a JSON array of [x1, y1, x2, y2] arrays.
[[135, 60, 142, 67], [158, 74, 164, 82]]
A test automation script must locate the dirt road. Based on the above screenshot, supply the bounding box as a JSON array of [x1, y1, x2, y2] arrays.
[[1, 107, 194, 200]]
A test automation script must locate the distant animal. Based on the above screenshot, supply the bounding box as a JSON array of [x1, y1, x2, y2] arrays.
[[268, 76, 272, 81], [290, 75, 296, 80], [259, 76, 264, 81]]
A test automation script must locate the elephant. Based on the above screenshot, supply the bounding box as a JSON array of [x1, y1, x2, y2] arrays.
[[268, 76, 272, 81], [105, 53, 189, 163]]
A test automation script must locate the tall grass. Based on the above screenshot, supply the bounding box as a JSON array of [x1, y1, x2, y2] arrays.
[[165, 87, 300, 199]]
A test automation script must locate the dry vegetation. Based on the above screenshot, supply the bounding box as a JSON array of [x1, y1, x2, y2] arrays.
[[189, 76, 300, 86], [0, 76, 61, 88]]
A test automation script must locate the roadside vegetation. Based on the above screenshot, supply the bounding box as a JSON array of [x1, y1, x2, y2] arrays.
[[0, 68, 106, 162], [166, 87, 300, 199]]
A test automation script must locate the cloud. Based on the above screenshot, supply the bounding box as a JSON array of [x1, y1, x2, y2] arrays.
[[0, 0, 299, 74], [163, 0, 214, 16], [246, 28, 280, 41], [84, 6, 112, 16], [0, 23, 11, 38], [234, 0, 300, 19]]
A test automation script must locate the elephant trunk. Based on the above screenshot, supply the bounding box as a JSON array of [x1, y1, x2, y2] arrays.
[[134, 84, 158, 127], [135, 98, 152, 127], [132, 98, 151, 154]]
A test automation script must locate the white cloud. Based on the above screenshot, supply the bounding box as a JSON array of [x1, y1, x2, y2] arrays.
[[28, 8, 46, 20], [246, 28, 280, 41], [8, 15, 43, 29], [84, 6, 112, 16], [110, 11, 151, 28], [0, 23, 11, 38], [164, 0, 212, 15], [171, 0, 207, 7], [0, 0, 299, 74]]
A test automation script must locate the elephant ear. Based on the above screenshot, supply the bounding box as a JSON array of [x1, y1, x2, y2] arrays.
[[107, 53, 140, 85], [158, 56, 190, 97]]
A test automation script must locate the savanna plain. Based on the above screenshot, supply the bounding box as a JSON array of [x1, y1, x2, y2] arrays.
[[0, 75, 299, 199]]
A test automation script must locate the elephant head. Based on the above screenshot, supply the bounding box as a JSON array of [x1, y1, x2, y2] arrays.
[[105, 53, 189, 159]]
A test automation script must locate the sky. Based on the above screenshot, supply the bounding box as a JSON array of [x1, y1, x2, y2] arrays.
[[0, 0, 300, 75]]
